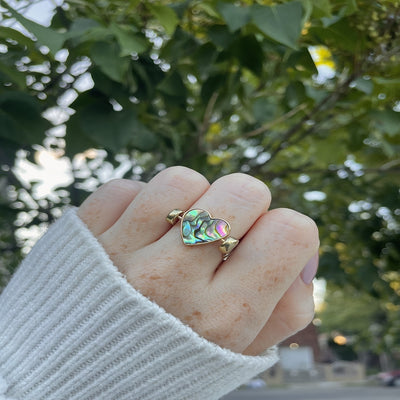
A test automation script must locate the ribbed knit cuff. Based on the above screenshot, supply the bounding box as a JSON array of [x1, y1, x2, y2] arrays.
[[0, 209, 278, 400]]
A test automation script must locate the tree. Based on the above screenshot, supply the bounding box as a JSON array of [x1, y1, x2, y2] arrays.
[[318, 285, 399, 367], [0, 0, 399, 358]]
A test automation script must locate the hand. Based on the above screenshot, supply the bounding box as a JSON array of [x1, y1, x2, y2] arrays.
[[77, 167, 319, 355]]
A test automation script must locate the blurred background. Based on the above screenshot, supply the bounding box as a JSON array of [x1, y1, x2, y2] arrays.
[[0, 0, 399, 390]]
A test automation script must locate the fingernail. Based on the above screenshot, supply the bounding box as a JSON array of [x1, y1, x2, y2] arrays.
[[301, 252, 319, 284]]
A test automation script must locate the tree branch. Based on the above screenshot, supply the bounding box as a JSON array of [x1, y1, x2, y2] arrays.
[[242, 103, 308, 140], [260, 164, 400, 180], [265, 72, 359, 164], [197, 91, 219, 151]]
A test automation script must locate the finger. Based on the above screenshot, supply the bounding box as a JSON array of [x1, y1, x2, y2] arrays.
[[77, 179, 145, 236], [159, 173, 271, 271], [122, 173, 271, 308], [243, 276, 315, 355], [209, 208, 319, 352], [100, 166, 209, 253]]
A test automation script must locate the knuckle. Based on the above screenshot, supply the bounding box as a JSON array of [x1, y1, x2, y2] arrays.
[[155, 166, 209, 192], [215, 173, 271, 209], [79, 179, 141, 211], [271, 208, 319, 248], [100, 179, 126, 191], [100, 178, 142, 195]]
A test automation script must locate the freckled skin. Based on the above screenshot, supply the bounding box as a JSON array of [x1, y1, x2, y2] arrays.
[[234, 315, 242, 323], [79, 168, 319, 354], [182, 311, 202, 325], [193, 311, 202, 318], [203, 330, 232, 343], [183, 315, 193, 323], [83, 201, 102, 221]]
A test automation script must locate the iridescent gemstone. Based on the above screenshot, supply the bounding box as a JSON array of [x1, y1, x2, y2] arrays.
[[181, 209, 230, 245]]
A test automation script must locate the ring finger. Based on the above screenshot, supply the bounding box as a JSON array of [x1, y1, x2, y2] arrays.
[[148, 173, 272, 277]]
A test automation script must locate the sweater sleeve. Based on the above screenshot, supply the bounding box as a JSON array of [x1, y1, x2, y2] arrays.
[[0, 208, 278, 400]]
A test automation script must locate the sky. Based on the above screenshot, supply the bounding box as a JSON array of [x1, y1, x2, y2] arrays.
[[14, 0, 57, 25]]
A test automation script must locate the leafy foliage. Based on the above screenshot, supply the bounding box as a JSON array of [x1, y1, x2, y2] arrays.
[[0, 0, 399, 359]]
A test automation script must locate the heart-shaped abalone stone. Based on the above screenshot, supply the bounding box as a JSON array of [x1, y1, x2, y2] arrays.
[[181, 209, 230, 245]]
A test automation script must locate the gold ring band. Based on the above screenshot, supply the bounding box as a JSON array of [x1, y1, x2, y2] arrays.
[[167, 209, 239, 261]]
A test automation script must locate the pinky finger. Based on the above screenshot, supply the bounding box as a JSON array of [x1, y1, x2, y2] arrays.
[[243, 276, 315, 356]]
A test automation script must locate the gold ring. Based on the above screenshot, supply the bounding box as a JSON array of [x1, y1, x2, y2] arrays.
[[166, 209, 239, 261]]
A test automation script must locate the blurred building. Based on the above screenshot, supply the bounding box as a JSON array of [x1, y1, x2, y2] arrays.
[[262, 323, 365, 385]]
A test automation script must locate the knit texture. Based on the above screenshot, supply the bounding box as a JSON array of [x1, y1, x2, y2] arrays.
[[0, 209, 278, 400]]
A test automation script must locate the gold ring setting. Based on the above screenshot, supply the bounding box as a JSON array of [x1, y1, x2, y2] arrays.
[[167, 209, 239, 261]]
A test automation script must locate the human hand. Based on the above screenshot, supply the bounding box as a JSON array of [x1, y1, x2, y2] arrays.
[[77, 167, 319, 355]]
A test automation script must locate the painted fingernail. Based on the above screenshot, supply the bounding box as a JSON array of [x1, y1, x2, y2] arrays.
[[301, 252, 319, 284]]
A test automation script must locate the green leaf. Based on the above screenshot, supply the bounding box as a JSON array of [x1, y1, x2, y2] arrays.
[[194, 43, 218, 77], [320, 0, 358, 26], [161, 28, 198, 62], [343, 0, 358, 16], [300, 0, 313, 25], [381, 138, 397, 158], [353, 77, 373, 95], [130, 57, 165, 100], [91, 67, 136, 103], [217, 2, 251, 32], [371, 77, 400, 98], [90, 41, 129, 83], [373, 77, 400, 86], [69, 96, 157, 153], [286, 48, 318, 76], [194, 2, 220, 19], [305, 85, 328, 102], [0, 26, 36, 49], [67, 18, 101, 36], [345, 123, 367, 152], [302, 0, 332, 20], [147, 4, 179, 35], [158, 71, 187, 97], [111, 25, 149, 56], [252, 98, 276, 123], [170, 0, 191, 19], [65, 21, 114, 46], [6, 6, 65, 54], [201, 73, 227, 104], [312, 135, 347, 164], [65, 115, 98, 157], [65, 19, 121, 44], [309, 18, 366, 52], [208, 25, 235, 48], [250, 1, 303, 49], [310, 0, 332, 18], [372, 110, 400, 136], [0, 92, 49, 145], [230, 35, 264, 75], [49, 5, 70, 30], [0, 63, 26, 88], [285, 81, 306, 108], [320, 14, 344, 28]]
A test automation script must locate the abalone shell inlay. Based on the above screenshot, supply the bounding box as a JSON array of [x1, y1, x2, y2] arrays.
[[181, 209, 230, 245]]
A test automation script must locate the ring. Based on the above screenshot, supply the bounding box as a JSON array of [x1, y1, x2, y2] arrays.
[[166, 209, 239, 261]]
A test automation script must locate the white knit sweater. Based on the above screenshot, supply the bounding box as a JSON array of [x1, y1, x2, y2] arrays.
[[0, 209, 278, 400]]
